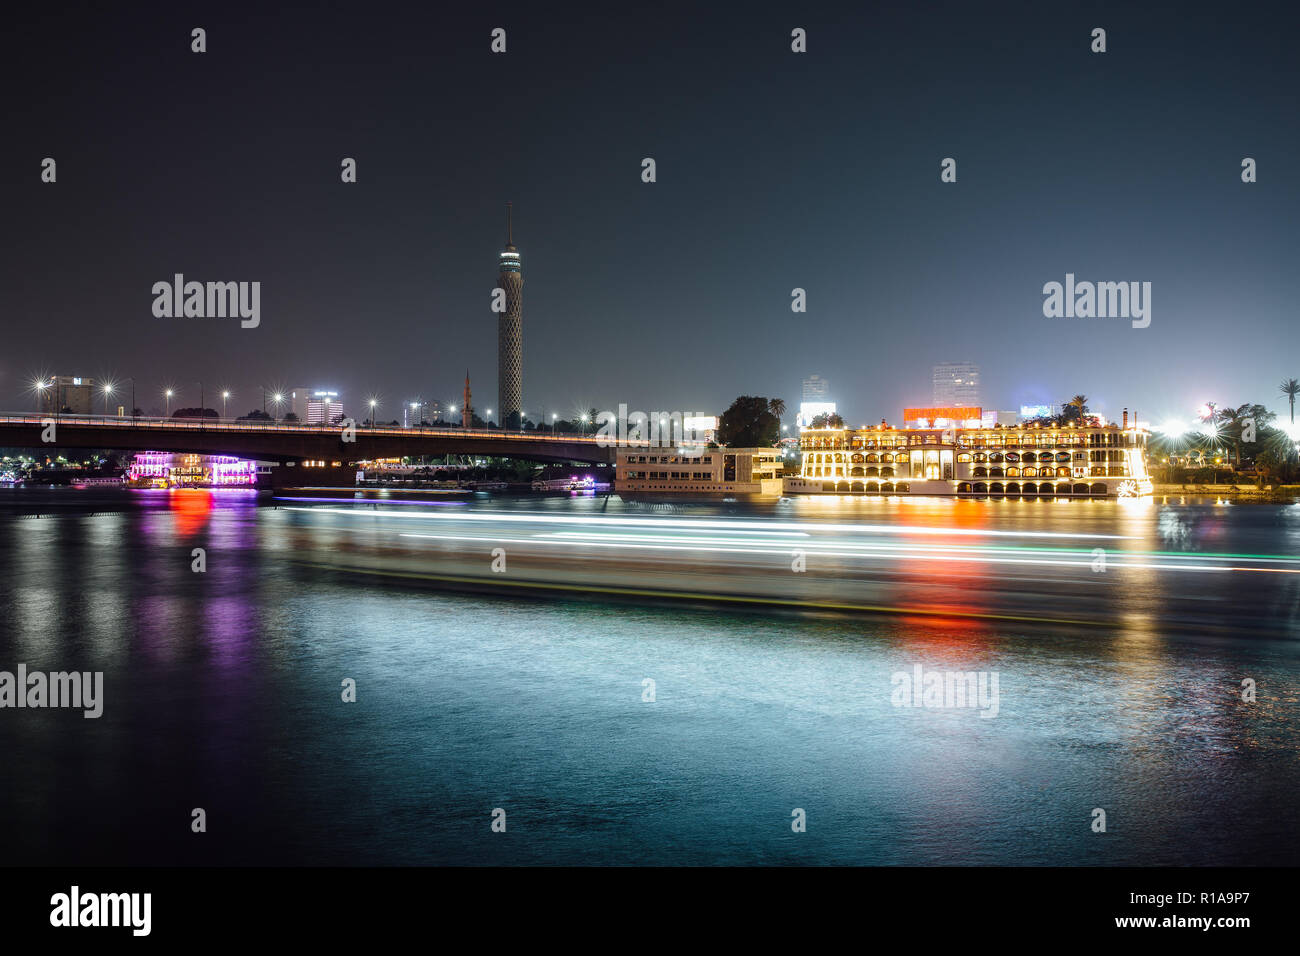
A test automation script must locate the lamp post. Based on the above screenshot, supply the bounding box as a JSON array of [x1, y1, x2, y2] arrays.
[[551, 412, 557, 434], [34, 378, 49, 415], [102, 383, 114, 415], [369, 399, 378, 427], [486, 409, 492, 429], [222, 391, 230, 419], [165, 389, 174, 417]]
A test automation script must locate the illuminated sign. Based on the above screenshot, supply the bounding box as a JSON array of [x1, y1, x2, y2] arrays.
[[903, 406, 981, 421], [797, 401, 837, 428]]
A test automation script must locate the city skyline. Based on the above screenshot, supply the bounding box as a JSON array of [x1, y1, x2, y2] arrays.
[[5, 4, 1298, 426]]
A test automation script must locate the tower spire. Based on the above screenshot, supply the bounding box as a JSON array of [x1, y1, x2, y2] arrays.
[[496, 203, 523, 426]]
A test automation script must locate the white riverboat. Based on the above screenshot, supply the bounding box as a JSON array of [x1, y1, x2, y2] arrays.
[[786, 421, 1152, 498]]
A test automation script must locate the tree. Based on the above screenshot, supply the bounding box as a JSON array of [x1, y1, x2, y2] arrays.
[[1255, 448, 1284, 486], [809, 412, 845, 429], [1281, 379, 1300, 425], [1216, 404, 1247, 469], [1064, 395, 1089, 426], [1217, 403, 1275, 470], [283, 412, 300, 422], [768, 397, 786, 430], [716, 396, 780, 447]]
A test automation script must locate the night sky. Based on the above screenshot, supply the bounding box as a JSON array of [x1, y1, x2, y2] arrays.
[[4, 1, 1297, 425]]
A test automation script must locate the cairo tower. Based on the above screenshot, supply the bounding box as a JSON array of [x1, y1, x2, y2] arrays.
[[496, 203, 523, 426]]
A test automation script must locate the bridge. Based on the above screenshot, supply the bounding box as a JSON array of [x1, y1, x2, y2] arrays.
[[0, 414, 617, 466]]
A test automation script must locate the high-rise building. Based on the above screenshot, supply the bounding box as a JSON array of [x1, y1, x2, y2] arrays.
[[496, 203, 523, 426], [932, 362, 980, 407], [404, 401, 430, 428], [38, 376, 95, 415], [802, 375, 829, 402], [401, 399, 441, 426], [290, 389, 344, 425]]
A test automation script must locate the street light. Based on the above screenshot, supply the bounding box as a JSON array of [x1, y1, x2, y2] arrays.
[[551, 412, 557, 433], [222, 390, 231, 419], [580, 413, 589, 436], [34, 378, 49, 415], [165, 388, 174, 416], [102, 382, 114, 415], [485, 408, 492, 428], [369, 399, 378, 427]]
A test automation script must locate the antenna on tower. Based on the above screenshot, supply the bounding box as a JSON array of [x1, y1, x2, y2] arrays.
[[506, 202, 513, 247]]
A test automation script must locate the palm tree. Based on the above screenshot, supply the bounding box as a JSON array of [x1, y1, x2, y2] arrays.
[[768, 397, 786, 437], [1067, 395, 1089, 427], [1216, 405, 1247, 470], [1280, 379, 1300, 425]]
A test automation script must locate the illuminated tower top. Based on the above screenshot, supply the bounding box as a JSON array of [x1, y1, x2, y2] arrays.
[[499, 202, 521, 274]]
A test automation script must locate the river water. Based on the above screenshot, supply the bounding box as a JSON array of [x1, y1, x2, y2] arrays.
[[1, 487, 1297, 865]]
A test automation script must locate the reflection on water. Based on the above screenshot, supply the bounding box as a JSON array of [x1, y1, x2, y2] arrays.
[[0, 488, 1297, 865]]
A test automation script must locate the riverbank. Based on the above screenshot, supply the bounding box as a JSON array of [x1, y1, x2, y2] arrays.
[[1152, 482, 1300, 501]]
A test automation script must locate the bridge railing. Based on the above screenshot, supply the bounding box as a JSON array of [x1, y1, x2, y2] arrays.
[[0, 413, 611, 443]]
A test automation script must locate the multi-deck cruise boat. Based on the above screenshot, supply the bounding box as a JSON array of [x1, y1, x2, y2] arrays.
[[785, 420, 1152, 498]]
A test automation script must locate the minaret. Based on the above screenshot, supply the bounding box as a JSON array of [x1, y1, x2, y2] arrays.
[[496, 202, 523, 426], [462, 370, 472, 428]]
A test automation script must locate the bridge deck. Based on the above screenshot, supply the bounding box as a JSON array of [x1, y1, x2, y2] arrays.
[[0, 414, 626, 464]]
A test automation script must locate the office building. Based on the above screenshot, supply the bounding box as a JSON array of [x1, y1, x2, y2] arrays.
[[38, 376, 95, 415], [802, 375, 829, 402], [932, 362, 980, 407]]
